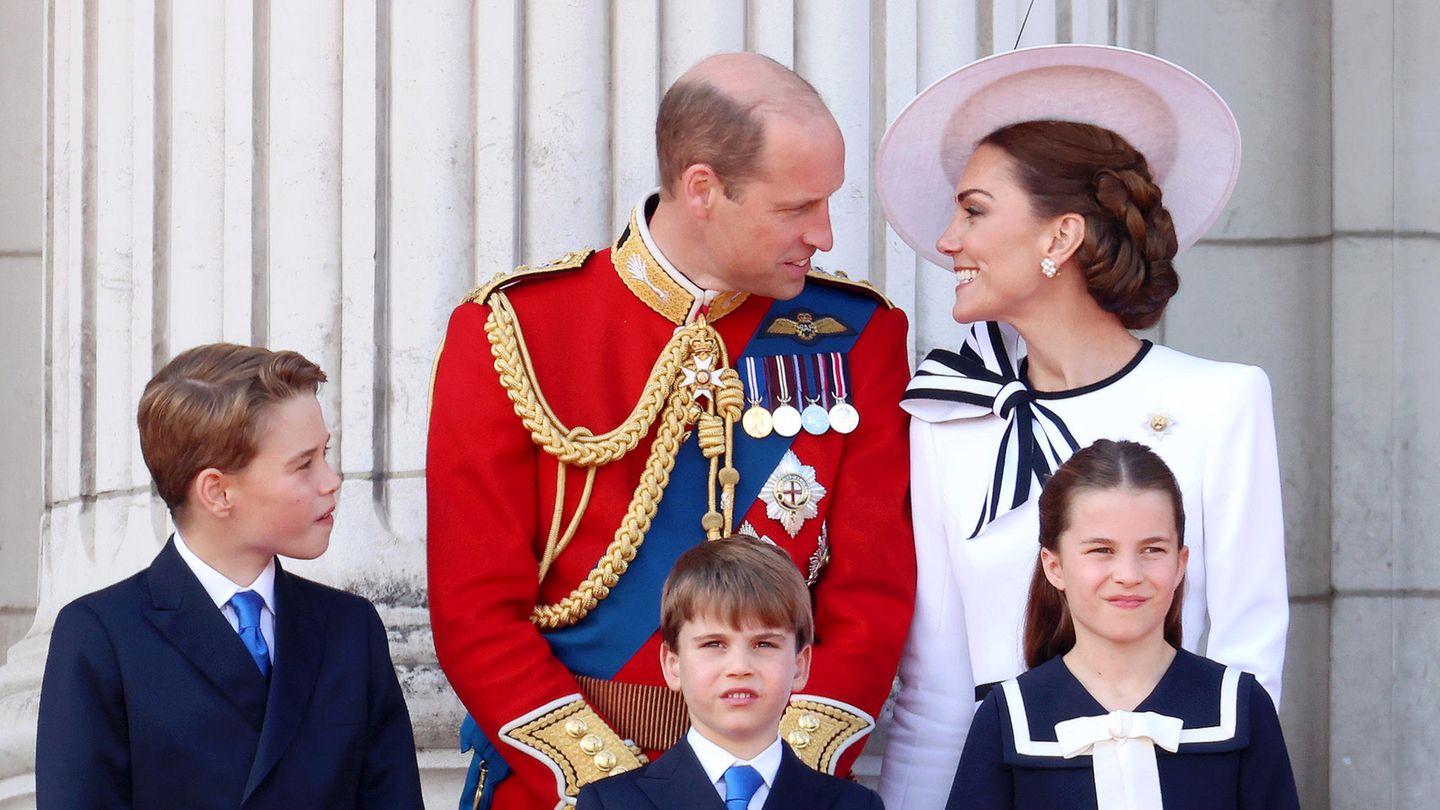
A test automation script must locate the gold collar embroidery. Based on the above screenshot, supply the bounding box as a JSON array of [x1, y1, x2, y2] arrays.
[[611, 198, 748, 325]]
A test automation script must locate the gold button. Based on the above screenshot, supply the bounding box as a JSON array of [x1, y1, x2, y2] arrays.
[[579, 734, 604, 755], [564, 718, 588, 738], [787, 729, 811, 749], [594, 750, 618, 772], [798, 712, 821, 732], [718, 466, 740, 486], [701, 511, 724, 532]]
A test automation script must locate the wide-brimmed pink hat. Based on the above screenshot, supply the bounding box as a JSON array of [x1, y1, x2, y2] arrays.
[[875, 44, 1240, 270]]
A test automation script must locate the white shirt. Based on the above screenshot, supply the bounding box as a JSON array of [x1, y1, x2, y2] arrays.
[[687, 728, 783, 809], [878, 341, 1289, 810], [173, 530, 277, 662]]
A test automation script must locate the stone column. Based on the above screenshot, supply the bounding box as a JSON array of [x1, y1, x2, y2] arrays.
[[1330, 1, 1440, 806], [0, 0, 45, 802]]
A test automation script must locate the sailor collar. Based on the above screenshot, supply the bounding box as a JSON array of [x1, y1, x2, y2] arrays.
[[995, 649, 1253, 768], [612, 191, 749, 325]]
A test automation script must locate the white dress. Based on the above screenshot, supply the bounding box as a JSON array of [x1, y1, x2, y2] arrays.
[[877, 323, 1288, 810]]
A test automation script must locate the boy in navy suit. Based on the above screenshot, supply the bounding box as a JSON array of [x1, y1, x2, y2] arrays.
[[36, 343, 424, 809], [577, 536, 884, 809]]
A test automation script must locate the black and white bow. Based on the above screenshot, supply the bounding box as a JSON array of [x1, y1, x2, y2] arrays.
[[902, 321, 1080, 538]]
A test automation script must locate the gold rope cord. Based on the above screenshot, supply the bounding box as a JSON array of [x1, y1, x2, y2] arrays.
[[484, 291, 744, 629], [535, 463, 598, 583], [486, 292, 682, 466]]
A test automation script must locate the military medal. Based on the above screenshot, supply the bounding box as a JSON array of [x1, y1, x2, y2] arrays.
[[798, 355, 830, 435], [741, 357, 773, 439], [827, 352, 859, 434], [758, 450, 828, 537], [770, 357, 802, 437]]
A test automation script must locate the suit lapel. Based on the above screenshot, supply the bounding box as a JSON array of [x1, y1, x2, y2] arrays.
[[242, 561, 326, 805], [763, 743, 840, 809], [638, 740, 727, 810], [142, 538, 268, 730]]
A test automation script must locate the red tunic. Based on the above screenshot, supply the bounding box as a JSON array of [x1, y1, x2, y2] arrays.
[[428, 235, 915, 808]]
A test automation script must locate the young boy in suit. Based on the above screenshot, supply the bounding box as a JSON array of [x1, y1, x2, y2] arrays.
[[577, 536, 884, 809], [36, 343, 424, 809]]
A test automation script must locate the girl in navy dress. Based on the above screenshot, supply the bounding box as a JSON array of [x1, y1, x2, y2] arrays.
[[946, 439, 1298, 810]]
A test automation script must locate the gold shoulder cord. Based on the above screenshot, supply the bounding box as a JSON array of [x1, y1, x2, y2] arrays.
[[484, 291, 745, 629]]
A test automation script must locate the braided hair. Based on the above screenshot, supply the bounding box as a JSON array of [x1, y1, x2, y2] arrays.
[[981, 120, 1180, 329]]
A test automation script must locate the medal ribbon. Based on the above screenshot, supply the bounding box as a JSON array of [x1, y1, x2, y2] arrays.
[[744, 357, 765, 405], [814, 354, 830, 408], [772, 356, 792, 405], [830, 352, 850, 402], [791, 355, 807, 403]]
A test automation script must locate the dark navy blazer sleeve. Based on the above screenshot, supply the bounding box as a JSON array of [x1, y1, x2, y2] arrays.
[[36, 601, 131, 809], [359, 601, 425, 809], [946, 693, 1013, 810], [1239, 679, 1300, 810], [576, 781, 606, 809]]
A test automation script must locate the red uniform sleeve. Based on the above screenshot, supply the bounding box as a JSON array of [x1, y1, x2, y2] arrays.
[[427, 301, 590, 807]]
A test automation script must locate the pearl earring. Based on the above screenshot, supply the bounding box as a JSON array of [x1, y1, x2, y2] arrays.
[[1040, 257, 1058, 278]]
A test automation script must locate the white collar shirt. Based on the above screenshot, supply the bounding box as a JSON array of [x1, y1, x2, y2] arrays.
[[687, 727, 783, 809], [173, 530, 277, 662]]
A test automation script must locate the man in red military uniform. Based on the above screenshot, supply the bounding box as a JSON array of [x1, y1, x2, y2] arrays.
[[428, 53, 915, 809]]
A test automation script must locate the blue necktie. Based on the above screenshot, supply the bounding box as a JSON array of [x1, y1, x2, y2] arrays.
[[722, 764, 764, 810], [229, 590, 271, 678]]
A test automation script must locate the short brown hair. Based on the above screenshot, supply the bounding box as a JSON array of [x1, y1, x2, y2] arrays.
[[1023, 439, 1186, 667], [655, 56, 826, 199], [661, 536, 814, 651], [982, 120, 1181, 329], [138, 343, 326, 517]]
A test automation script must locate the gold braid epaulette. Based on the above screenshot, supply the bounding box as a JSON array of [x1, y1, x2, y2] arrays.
[[463, 249, 595, 306], [806, 267, 896, 309], [484, 290, 745, 629]]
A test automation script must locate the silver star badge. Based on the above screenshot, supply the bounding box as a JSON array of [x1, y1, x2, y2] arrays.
[[757, 451, 827, 537]]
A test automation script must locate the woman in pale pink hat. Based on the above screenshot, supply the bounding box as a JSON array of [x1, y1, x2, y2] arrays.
[[875, 45, 1289, 808]]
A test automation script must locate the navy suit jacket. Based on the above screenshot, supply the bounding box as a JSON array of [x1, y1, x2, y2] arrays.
[[577, 737, 884, 810], [35, 538, 424, 809]]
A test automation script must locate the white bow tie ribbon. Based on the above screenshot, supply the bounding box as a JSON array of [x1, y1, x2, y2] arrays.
[[1053, 710, 1184, 810], [901, 321, 1080, 538]]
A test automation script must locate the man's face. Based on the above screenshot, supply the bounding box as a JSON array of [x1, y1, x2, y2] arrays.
[[705, 113, 845, 300], [661, 613, 811, 758]]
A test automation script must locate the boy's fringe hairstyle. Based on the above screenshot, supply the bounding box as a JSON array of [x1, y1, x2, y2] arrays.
[[661, 535, 813, 651], [138, 343, 326, 518]]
